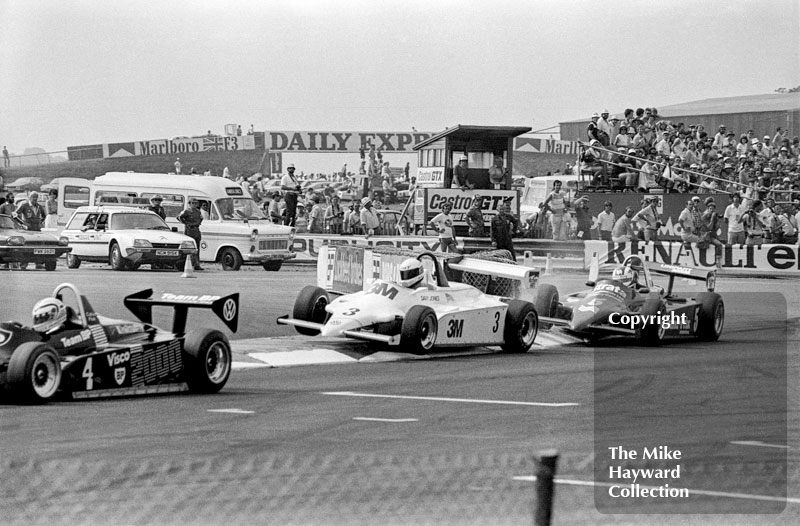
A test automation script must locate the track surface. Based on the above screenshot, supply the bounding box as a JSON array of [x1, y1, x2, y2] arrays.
[[1, 265, 799, 525]]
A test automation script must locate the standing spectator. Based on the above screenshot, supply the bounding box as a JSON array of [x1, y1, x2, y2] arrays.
[[178, 198, 203, 270], [342, 204, 354, 234], [280, 163, 301, 226], [429, 202, 459, 253], [200, 202, 210, 220], [597, 201, 616, 241], [611, 207, 637, 243], [2, 146, 9, 168], [404, 162, 410, 182], [348, 201, 362, 235], [488, 156, 506, 189], [174, 158, 182, 174], [307, 196, 325, 234], [44, 190, 59, 229], [713, 125, 727, 150], [325, 195, 344, 234], [452, 155, 472, 190], [360, 197, 381, 238], [543, 179, 567, 240], [742, 200, 766, 246], [294, 204, 308, 233], [700, 198, 723, 268], [723, 193, 746, 244], [597, 110, 612, 146], [574, 196, 593, 240], [268, 192, 283, 224], [678, 198, 701, 244], [0, 192, 15, 216], [632, 197, 661, 242], [147, 195, 166, 220], [465, 194, 486, 237], [15, 191, 46, 231], [491, 200, 519, 261], [236, 125, 242, 136], [587, 113, 601, 143]]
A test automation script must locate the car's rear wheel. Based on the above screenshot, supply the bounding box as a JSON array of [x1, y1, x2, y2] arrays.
[[400, 306, 438, 354], [533, 284, 559, 329], [292, 286, 330, 336], [109, 243, 127, 271], [638, 298, 666, 346], [66, 253, 81, 269], [6, 343, 62, 404], [501, 301, 539, 353], [220, 247, 242, 271], [696, 292, 724, 341], [183, 329, 232, 394]]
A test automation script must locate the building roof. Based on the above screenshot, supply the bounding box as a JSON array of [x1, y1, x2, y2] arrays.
[[560, 93, 800, 124], [413, 125, 532, 150]]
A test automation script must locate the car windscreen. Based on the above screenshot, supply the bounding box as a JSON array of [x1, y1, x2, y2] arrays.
[[216, 198, 267, 220], [109, 213, 170, 230], [0, 215, 19, 230]]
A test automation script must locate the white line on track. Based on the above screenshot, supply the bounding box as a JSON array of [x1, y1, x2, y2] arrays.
[[208, 408, 255, 414], [353, 417, 419, 423], [730, 440, 790, 450], [512, 476, 800, 504], [322, 391, 579, 407]]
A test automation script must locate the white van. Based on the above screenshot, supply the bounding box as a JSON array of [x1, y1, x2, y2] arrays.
[[519, 174, 581, 218], [57, 173, 296, 271]]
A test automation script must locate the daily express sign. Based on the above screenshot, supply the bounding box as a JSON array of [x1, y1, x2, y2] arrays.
[[265, 131, 434, 152]]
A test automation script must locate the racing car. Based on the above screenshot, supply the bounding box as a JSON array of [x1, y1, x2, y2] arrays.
[[0, 283, 238, 404], [533, 255, 724, 345], [278, 252, 539, 354]]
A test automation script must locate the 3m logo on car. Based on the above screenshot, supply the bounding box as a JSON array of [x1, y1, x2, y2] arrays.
[[368, 282, 399, 300], [447, 319, 464, 338]]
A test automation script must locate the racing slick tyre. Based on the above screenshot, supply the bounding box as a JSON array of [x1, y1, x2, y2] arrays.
[[183, 329, 232, 394], [44, 260, 57, 271], [292, 286, 330, 336], [533, 284, 559, 329], [262, 260, 283, 271], [66, 253, 81, 269], [400, 306, 438, 355], [638, 298, 667, 346], [501, 300, 539, 353], [220, 247, 243, 271], [109, 242, 128, 271], [6, 343, 62, 404], [696, 292, 724, 342]]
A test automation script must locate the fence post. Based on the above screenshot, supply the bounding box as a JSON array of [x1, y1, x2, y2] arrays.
[[533, 449, 559, 526]]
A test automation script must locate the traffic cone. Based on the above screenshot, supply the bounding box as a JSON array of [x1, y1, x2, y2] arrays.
[[181, 256, 197, 278], [544, 252, 553, 276]]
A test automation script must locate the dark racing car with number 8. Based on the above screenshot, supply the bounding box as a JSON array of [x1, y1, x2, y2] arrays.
[[0, 283, 238, 404]]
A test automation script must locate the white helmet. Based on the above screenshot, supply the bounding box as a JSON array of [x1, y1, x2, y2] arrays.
[[398, 258, 424, 288], [32, 297, 67, 332], [612, 266, 636, 287]]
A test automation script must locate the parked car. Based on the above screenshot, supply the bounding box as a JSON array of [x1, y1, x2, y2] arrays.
[[61, 206, 196, 270], [0, 214, 70, 270]]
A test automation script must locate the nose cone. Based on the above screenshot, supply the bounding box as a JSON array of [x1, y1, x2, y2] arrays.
[[570, 299, 616, 331], [319, 315, 363, 337]]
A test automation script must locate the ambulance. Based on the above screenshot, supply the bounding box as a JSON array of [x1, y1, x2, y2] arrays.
[[57, 173, 295, 270]]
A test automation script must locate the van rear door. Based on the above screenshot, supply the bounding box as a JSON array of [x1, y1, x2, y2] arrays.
[[57, 178, 92, 227]]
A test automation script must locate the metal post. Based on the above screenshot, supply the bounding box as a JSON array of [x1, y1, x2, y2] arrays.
[[533, 449, 559, 526]]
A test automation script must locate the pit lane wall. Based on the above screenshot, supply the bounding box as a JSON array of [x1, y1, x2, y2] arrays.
[[584, 240, 800, 276]]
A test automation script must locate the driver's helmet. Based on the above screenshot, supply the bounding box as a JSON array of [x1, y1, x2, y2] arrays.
[[612, 266, 637, 287], [32, 297, 67, 332], [399, 258, 425, 288]]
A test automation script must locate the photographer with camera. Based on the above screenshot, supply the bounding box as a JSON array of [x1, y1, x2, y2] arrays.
[[740, 199, 766, 246], [325, 195, 345, 234], [280, 163, 302, 227]]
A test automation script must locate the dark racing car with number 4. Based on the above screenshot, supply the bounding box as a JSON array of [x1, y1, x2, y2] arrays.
[[0, 283, 238, 404], [534, 255, 724, 345]]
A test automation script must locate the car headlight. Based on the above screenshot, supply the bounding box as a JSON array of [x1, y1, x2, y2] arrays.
[[133, 239, 152, 248], [58, 236, 69, 246], [7, 236, 25, 246], [180, 240, 195, 250], [250, 229, 259, 242]]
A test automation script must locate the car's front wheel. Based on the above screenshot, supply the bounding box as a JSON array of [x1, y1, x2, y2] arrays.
[[501, 301, 539, 353], [400, 306, 438, 354], [66, 253, 81, 269], [183, 329, 232, 394], [6, 343, 62, 404], [109, 243, 127, 271], [533, 284, 559, 329], [292, 286, 330, 335]]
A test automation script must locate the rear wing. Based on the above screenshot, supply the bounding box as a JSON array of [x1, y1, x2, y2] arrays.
[[446, 256, 539, 284], [648, 263, 716, 293], [123, 289, 239, 333]]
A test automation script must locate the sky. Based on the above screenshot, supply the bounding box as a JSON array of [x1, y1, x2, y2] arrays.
[[1, 0, 798, 173]]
